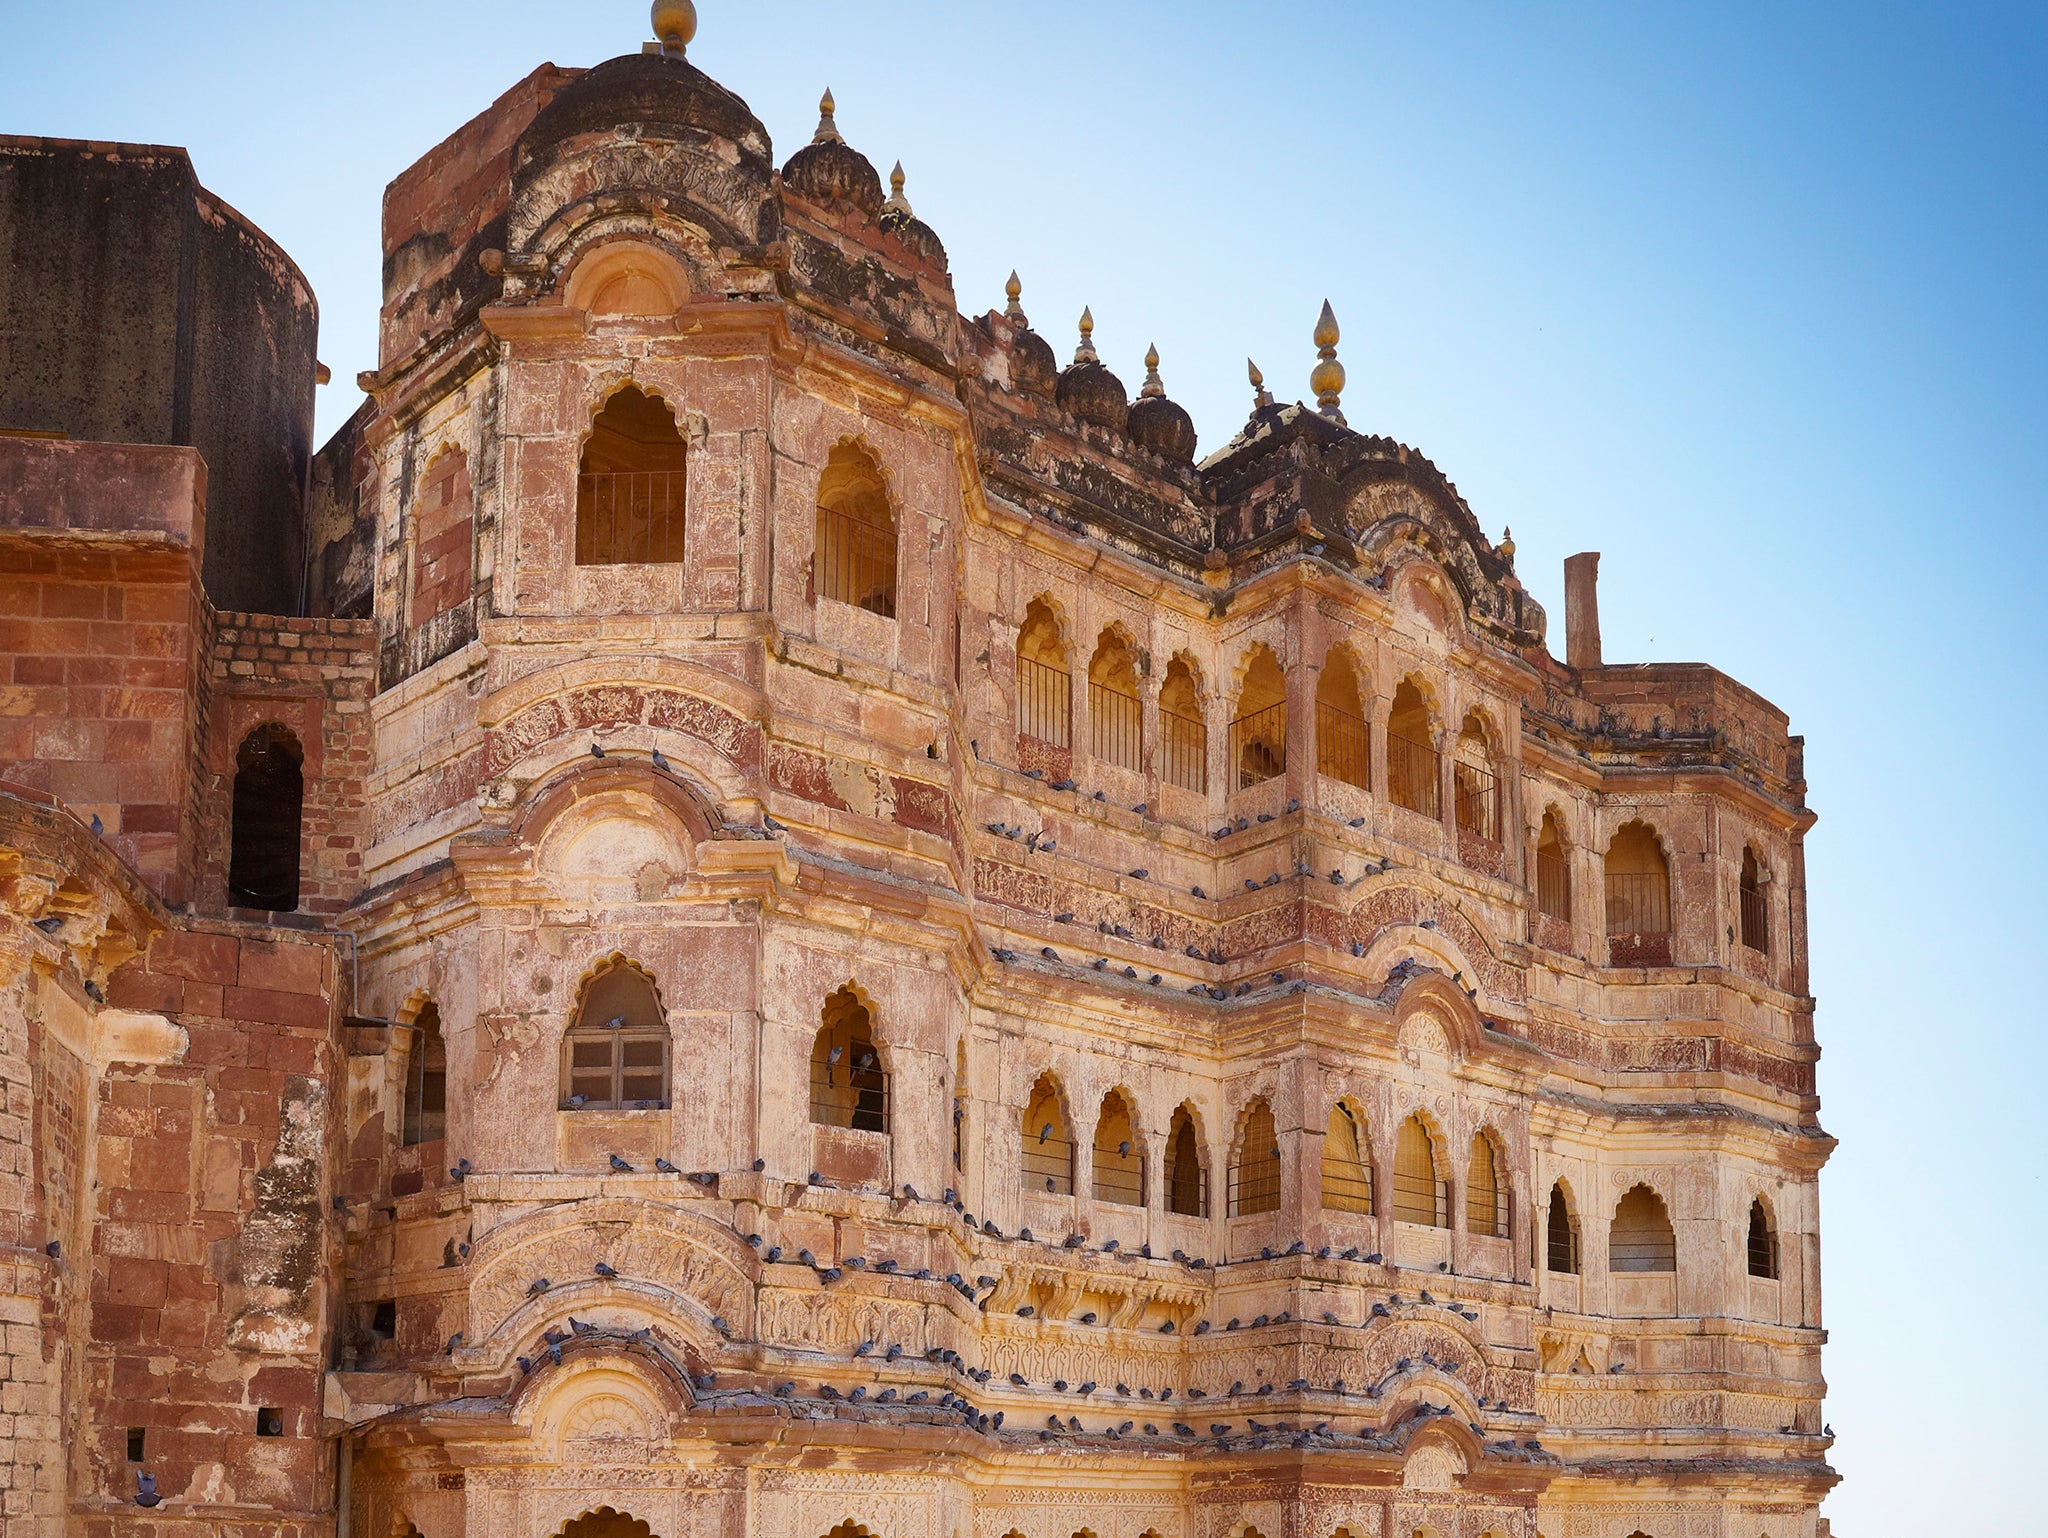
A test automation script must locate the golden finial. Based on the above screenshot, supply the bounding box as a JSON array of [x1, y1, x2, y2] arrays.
[[650, 1, 697, 58], [882, 160, 914, 220], [1248, 358, 1273, 411], [1499, 526, 1516, 566], [1004, 270, 1026, 323], [1074, 307, 1098, 364], [1310, 299, 1346, 425], [1140, 343, 1165, 398], [812, 88, 843, 146]]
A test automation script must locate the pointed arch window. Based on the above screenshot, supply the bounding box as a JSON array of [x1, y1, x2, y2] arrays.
[[1092, 1091, 1143, 1206], [576, 385, 688, 565], [1546, 1183, 1581, 1273], [1387, 681, 1439, 817], [1088, 632, 1142, 772], [229, 724, 304, 912], [1466, 1133, 1508, 1237], [1165, 1105, 1207, 1216], [1315, 651, 1370, 789], [561, 960, 669, 1110], [1321, 1103, 1374, 1214], [815, 443, 897, 616], [1159, 656, 1207, 793], [1392, 1114, 1448, 1226], [1610, 1184, 1677, 1272], [1228, 1099, 1281, 1216], [1536, 810, 1571, 922], [402, 1001, 446, 1146], [1606, 821, 1673, 965], [1740, 847, 1771, 955], [1747, 1197, 1780, 1279], [1230, 647, 1288, 790], [1453, 712, 1499, 842], [1022, 1074, 1075, 1195], [1016, 600, 1072, 750], [810, 988, 889, 1132]]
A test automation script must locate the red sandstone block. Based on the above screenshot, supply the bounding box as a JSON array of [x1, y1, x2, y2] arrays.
[[161, 1263, 211, 1303], [38, 583, 105, 619], [104, 1258, 167, 1307], [103, 1189, 190, 1226], [11, 656, 63, 686], [248, 1366, 319, 1410], [236, 940, 324, 996], [105, 967, 181, 1013], [221, 986, 330, 1033], [88, 1303, 149, 1344], [151, 932, 239, 984]]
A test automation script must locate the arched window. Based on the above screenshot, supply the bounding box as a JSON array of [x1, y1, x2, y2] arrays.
[[1610, 1183, 1677, 1272], [561, 959, 669, 1110], [1387, 681, 1440, 817], [1546, 1182, 1581, 1273], [1605, 821, 1673, 965], [575, 385, 687, 565], [229, 724, 304, 911], [1392, 1114, 1447, 1227], [1536, 810, 1571, 922], [810, 988, 888, 1133], [1747, 1197, 1780, 1279], [402, 1001, 446, 1146], [1740, 846, 1770, 955], [1087, 630, 1142, 772], [1016, 600, 1072, 750], [1466, 1132, 1507, 1237], [1022, 1074, 1074, 1195], [1158, 655, 1207, 793], [815, 442, 896, 617], [1315, 649, 1370, 789], [1165, 1104, 1206, 1216], [1453, 712, 1499, 841], [1092, 1091, 1143, 1206], [1321, 1103, 1373, 1214], [1230, 647, 1288, 790], [1228, 1099, 1282, 1216]]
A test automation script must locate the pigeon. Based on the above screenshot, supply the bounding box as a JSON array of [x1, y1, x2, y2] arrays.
[[589, 741, 606, 759], [1076, 1381, 1096, 1395], [134, 1471, 162, 1508], [594, 1261, 617, 1278], [450, 1159, 472, 1181], [654, 1157, 678, 1174], [763, 813, 788, 832], [517, 1355, 535, 1374], [527, 1277, 550, 1296], [1079, 1311, 1097, 1325], [650, 746, 670, 771], [1016, 1305, 1035, 1318], [1193, 1320, 1211, 1336], [1010, 1372, 1028, 1386], [609, 1154, 634, 1173], [90, 813, 105, 836]]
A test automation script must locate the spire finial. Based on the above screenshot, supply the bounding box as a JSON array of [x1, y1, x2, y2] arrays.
[[1074, 307, 1098, 364], [812, 88, 843, 146], [882, 161, 913, 220], [1310, 299, 1346, 425], [1499, 526, 1516, 566], [1140, 343, 1164, 398], [650, 1, 697, 58], [1004, 270, 1027, 324], [1248, 357, 1273, 411]]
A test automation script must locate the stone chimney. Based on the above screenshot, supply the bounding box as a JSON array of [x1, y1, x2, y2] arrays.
[[1564, 552, 1602, 669]]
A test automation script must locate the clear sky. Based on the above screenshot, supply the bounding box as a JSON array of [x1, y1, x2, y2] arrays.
[[9, 1, 2045, 1528]]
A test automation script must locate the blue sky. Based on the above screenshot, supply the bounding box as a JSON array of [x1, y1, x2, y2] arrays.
[[10, 2, 2045, 1528]]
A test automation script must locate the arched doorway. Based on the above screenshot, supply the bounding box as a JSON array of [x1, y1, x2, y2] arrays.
[[556, 1509, 656, 1538]]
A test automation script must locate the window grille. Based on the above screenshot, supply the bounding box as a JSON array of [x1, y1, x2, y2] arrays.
[[1605, 872, 1672, 937], [816, 502, 897, 617], [1466, 1136, 1508, 1236], [1022, 1083, 1074, 1195], [1092, 1099, 1144, 1207], [1321, 1105, 1374, 1214], [1388, 731, 1441, 818], [1230, 703, 1287, 789], [1454, 761, 1499, 841], [1747, 1200, 1780, 1279], [576, 469, 687, 565], [810, 1025, 889, 1133], [1316, 702, 1371, 790], [1228, 1103, 1281, 1215], [561, 962, 669, 1111], [1392, 1116, 1448, 1226], [1089, 681, 1142, 772], [1546, 1185, 1581, 1273], [1537, 847, 1571, 921], [1017, 656, 1072, 748], [1166, 1112, 1207, 1216], [1610, 1185, 1677, 1272], [1160, 708, 1207, 793]]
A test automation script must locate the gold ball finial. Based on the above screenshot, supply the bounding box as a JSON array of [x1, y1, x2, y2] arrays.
[[1141, 343, 1164, 398], [651, 0, 697, 57], [1499, 526, 1516, 566], [1004, 270, 1026, 323], [812, 88, 843, 146], [1310, 299, 1346, 425], [1074, 306, 1098, 364], [1248, 357, 1274, 411]]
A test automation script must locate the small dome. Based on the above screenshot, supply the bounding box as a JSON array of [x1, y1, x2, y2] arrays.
[[1128, 393, 1196, 462], [517, 52, 770, 170], [1057, 360, 1128, 433], [1008, 327, 1057, 398], [782, 139, 883, 215]]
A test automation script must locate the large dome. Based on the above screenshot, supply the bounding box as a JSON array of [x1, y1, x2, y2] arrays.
[[515, 52, 772, 177]]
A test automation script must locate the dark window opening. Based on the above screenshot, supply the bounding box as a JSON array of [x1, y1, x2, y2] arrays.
[[256, 1407, 284, 1438], [228, 724, 304, 911], [561, 960, 670, 1110], [126, 1427, 145, 1463], [810, 989, 889, 1133], [403, 1002, 447, 1146], [369, 1299, 396, 1338], [1546, 1184, 1581, 1274], [575, 385, 688, 565], [1747, 1198, 1781, 1279]]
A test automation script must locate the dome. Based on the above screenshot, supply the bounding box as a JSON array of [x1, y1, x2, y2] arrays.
[[516, 52, 772, 174], [1128, 393, 1196, 462], [782, 139, 883, 216], [1008, 327, 1058, 398], [1057, 360, 1128, 433]]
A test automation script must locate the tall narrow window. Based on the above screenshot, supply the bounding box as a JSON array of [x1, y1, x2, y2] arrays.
[[1386, 681, 1439, 817], [952, 1039, 967, 1171], [1466, 1133, 1507, 1237], [1315, 650, 1371, 789], [575, 385, 687, 565], [1740, 846, 1770, 955], [1158, 655, 1207, 793], [1453, 713, 1499, 842], [1087, 631, 1142, 772], [1747, 1197, 1780, 1279], [1230, 647, 1288, 790], [229, 724, 304, 911], [1546, 1183, 1581, 1273], [1022, 1074, 1074, 1195], [1605, 822, 1673, 965], [1536, 810, 1571, 922], [1610, 1184, 1677, 1272], [560, 959, 669, 1110], [1228, 1099, 1281, 1216], [1392, 1114, 1447, 1227], [1165, 1105, 1206, 1216], [1092, 1091, 1143, 1206], [815, 443, 897, 617], [1321, 1103, 1373, 1214], [1016, 600, 1072, 750], [810, 988, 889, 1133], [403, 1001, 447, 1146]]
